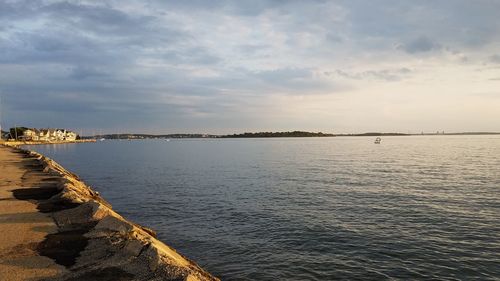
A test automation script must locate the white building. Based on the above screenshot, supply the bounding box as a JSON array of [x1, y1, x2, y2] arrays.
[[22, 128, 78, 141]]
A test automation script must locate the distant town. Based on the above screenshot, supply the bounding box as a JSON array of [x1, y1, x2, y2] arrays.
[[1, 127, 79, 142]]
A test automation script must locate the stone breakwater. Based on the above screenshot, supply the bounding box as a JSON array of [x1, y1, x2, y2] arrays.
[[4, 145, 218, 281]]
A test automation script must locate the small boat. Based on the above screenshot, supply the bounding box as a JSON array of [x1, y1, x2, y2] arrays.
[[99, 138, 105, 141], [374, 137, 381, 144]]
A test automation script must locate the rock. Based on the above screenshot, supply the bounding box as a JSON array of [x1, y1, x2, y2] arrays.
[[187, 274, 202, 281], [123, 240, 148, 257], [52, 201, 112, 229], [94, 215, 134, 235], [141, 244, 162, 272]]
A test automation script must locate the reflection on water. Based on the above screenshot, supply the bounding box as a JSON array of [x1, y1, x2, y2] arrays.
[[27, 136, 500, 280]]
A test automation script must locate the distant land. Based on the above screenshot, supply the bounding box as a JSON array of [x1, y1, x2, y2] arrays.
[[91, 133, 216, 139], [82, 131, 500, 140], [219, 131, 334, 138], [89, 131, 333, 139], [3, 129, 500, 141]]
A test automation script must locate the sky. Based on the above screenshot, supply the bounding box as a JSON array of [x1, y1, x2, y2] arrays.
[[1, 0, 500, 134]]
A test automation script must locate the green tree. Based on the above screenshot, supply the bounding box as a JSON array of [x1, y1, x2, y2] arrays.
[[9, 127, 29, 140]]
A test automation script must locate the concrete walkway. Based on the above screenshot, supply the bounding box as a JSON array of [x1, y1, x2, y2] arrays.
[[0, 146, 65, 280]]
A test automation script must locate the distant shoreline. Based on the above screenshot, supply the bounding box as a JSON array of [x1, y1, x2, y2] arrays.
[[81, 131, 500, 140], [337, 132, 500, 136], [4, 130, 499, 141]]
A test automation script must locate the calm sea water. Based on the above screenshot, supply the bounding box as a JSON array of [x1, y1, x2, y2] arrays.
[[27, 136, 500, 280]]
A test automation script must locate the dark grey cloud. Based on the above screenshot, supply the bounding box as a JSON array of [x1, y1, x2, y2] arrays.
[[150, 0, 296, 16], [0, 0, 40, 19], [0, 31, 102, 64], [249, 67, 335, 93], [340, 0, 416, 37], [0, 1, 188, 66], [254, 68, 312, 81], [339, 0, 500, 53], [399, 36, 440, 54], [236, 44, 270, 55], [40, 2, 157, 37], [489, 54, 500, 64], [160, 47, 221, 65], [68, 66, 109, 80], [325, 68, 412, 82]]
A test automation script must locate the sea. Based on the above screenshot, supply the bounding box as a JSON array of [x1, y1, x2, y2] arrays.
[[26, 135, 500, 280]]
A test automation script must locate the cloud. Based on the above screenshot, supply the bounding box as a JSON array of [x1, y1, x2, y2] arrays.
[[253, 68, 312, 81], [1, 0, 500, 133], [160, 47, 221, 66], [398, 36, 440, 54], [40, 2, 156, 36], [69, 66, 109, 80], [489, 54, 500, 64], [325, 68, 413, 82], [236, 44, 270, 55]]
